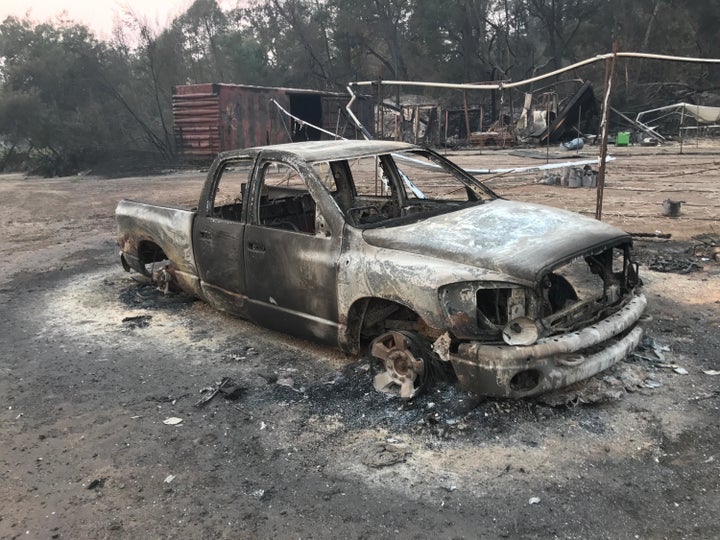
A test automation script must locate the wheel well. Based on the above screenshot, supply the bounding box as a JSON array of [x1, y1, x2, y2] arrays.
[[137, 241, 168, 265], [346, 297, 426, 354]]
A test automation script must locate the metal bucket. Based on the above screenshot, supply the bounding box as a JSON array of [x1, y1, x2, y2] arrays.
[[662, 199, 683, 217]]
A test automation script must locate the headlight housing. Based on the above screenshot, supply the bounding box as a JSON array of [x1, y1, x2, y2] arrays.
[[439, 282, 532, 341]]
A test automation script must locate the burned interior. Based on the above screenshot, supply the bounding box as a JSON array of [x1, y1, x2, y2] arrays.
[[323, 150, 493, 227]]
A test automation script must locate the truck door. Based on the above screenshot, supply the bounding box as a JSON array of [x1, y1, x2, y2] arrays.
[[193, 155, 254, 317], [243, 157, 343, 345]]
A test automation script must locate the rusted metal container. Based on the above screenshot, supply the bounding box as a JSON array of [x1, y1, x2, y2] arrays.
[[172, 83, 373, 160]]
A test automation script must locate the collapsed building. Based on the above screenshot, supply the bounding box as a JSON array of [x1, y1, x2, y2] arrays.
[[369, 81, 600, 147], [516, 81, 599, 144]]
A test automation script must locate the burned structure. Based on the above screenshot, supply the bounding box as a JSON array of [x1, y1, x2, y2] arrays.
[[517, 81, 599, 143], [353, 80, 600, 148]]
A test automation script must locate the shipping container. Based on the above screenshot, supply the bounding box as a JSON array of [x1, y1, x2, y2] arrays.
[[172, 83, 373, 160]]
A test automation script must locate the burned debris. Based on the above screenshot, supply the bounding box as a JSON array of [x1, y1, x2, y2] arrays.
[[518, 81, 599, 145], [634, 233, 720, 274], [194, 377, 243, 407]]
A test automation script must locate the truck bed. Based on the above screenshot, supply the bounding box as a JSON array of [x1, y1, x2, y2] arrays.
[[116, 199, 198, 278]]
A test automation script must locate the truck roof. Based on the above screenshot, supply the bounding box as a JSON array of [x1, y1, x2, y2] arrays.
[[219, 140, 417, 163]]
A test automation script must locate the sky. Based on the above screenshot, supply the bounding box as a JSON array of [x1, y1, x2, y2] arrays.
[[0, 1, 242, 41]]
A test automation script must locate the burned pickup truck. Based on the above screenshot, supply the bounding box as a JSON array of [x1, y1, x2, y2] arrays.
[[116, 140, 645, 399]]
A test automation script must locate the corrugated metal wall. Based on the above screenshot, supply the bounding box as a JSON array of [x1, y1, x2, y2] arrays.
[[173, 83, 373, 160], [172, 84, 222, 160], [217, 85, 289, 150]]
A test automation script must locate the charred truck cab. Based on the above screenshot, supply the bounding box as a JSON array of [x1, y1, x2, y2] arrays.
[[116, 140, 645, 400]]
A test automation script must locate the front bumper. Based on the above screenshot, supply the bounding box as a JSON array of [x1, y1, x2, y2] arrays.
[[448, 294, 647, 398]]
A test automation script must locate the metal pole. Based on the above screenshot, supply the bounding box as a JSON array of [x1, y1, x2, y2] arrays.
[[595, 44, 618, 221]]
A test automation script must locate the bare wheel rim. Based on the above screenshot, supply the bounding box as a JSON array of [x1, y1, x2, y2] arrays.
[[370, 331, 426, 399]]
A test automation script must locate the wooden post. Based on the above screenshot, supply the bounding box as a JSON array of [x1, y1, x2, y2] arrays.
[[463, 91, 471, 141], [595, 44, 618, 221], [373, 81, 381, 140], [508, 88, 515, 130], [444, 109, 449, 149], [413, 105, 420, 144], [375, 153, 380, 196], [546, 100, 551, 164], [679, 105, 685, 155], [379, 82, 384, 140], [577, 105, 582, 155]]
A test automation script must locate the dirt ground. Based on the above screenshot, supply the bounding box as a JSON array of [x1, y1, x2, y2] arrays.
[[1, 140, 719, 539]]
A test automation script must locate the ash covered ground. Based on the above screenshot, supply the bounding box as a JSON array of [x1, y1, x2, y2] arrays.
[[1, 145, 719, 538]]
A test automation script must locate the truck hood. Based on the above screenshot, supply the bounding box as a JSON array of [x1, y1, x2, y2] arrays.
[[362, 199, 630, 283]]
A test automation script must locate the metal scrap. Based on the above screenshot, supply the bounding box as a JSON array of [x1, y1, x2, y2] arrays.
[[194, 377, 243, 407], [631, 336, 669, 363]]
